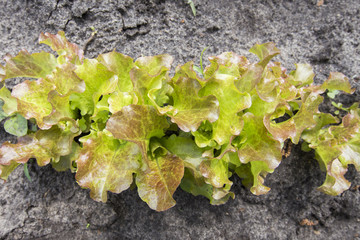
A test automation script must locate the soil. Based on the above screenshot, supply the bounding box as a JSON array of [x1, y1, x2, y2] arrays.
[[0, 0, 360, 239]]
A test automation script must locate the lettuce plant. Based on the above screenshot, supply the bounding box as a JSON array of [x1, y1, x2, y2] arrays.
[[0, 31, 359, 211]]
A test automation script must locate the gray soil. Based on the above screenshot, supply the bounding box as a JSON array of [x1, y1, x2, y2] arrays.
[[0, 0, 360, 239]]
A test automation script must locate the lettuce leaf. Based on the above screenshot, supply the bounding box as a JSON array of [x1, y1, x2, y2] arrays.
[[70, 59, 117, 115], [234, 112, 282, 194], [305, 110, 360, 195], [0, 124, 79, 168], [106, 104, 169, 155], [11, 78, 55, 129], [136, 151, 184, 211], [0, 50, 57, 81], [39, 31, 84, 63], [106, 104, 184, 211], [130, 54, 173, 105], [181, 166, 234, 205], [0, 161, 20, 182], [76, 131, 141, 202], [98, 51, 137, 113], [0, 86, 18, 115], [157, 62, 220, 132], [199, 53, 251, 145]]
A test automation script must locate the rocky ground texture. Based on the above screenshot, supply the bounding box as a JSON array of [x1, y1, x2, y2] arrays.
[[0, 0, 359, 239]]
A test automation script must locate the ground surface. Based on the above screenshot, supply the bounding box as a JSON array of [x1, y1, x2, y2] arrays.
[[0, 0, 360, 239]]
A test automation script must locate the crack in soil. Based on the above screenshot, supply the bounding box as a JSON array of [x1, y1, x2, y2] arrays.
[[47, 0, 60, 21]]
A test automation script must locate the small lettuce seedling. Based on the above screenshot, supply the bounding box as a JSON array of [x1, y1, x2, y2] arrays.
[[0, 32, 358, 211]]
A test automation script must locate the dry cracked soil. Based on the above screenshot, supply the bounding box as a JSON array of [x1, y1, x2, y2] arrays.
[[0, 0, 360, 239]]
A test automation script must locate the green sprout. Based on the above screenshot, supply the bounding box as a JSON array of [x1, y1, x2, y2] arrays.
[[193, 46, 209, 77], [186, 0, 196, 16], [23, 163, 31, 182]]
